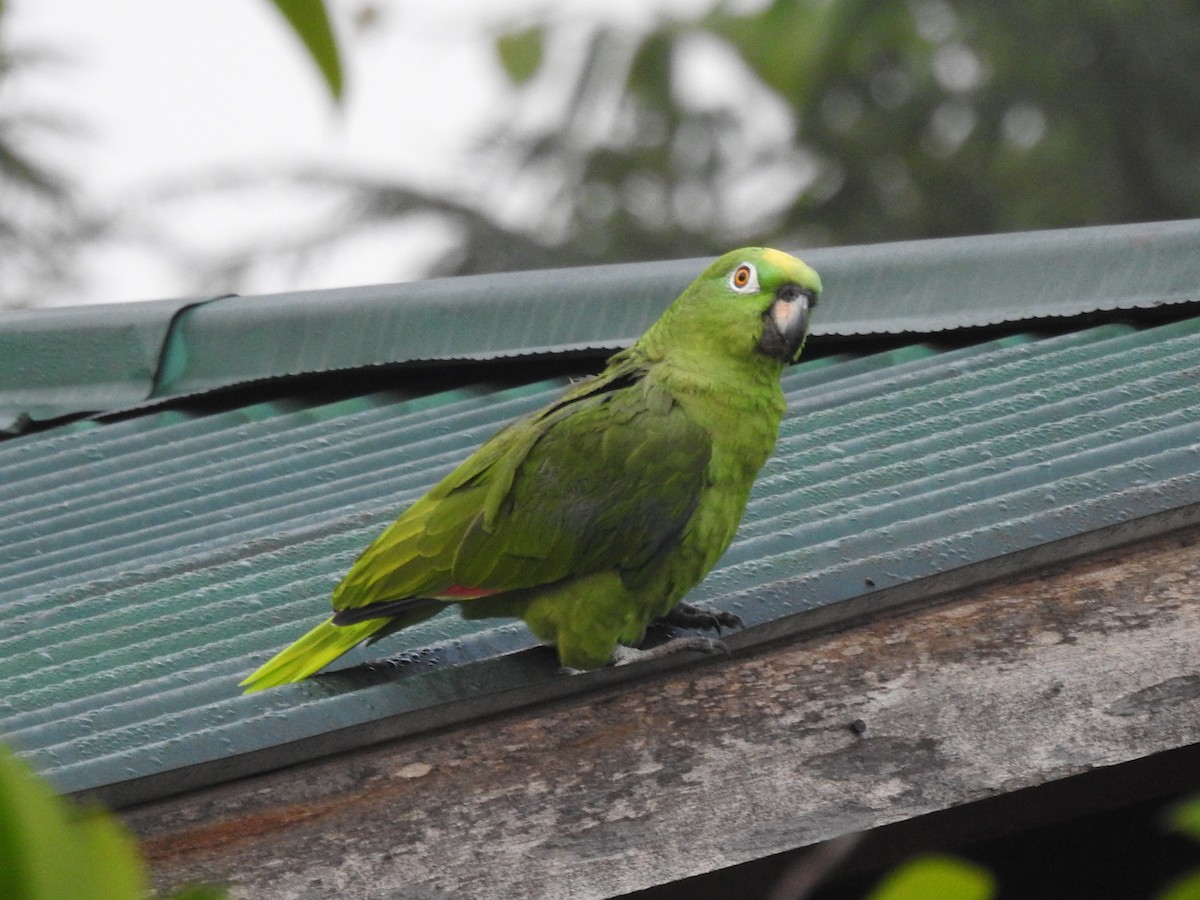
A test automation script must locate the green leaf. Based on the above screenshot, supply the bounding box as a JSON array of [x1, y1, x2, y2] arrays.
[[0, 745, 150, 899], [0, 744, 76, 899], [267, 0, 344, 102], [72, 803, 153, 900], [496, 26, 544, 85], [1168, 795, 1200, 842], [1158, 872, 1200, 900], [867, 855, 996, 900]]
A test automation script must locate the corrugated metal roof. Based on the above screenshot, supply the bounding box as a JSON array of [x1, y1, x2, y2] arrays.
[[4, 219, 1198, 426], [0, 298, 200, 433], [2, 308, 1199, 807]]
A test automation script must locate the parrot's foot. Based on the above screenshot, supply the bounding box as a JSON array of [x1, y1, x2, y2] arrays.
[[659, 601, 744, 633], [610, 635, 729, 667]]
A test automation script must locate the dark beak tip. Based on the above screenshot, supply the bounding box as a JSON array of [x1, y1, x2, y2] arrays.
[[760, 293, 811, 363], [787, 302, 811, 364]]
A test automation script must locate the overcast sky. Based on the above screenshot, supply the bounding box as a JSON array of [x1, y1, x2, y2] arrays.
[[7, 0, 713, 307]]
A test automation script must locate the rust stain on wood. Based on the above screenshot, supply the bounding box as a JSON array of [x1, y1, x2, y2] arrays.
[[142, 801, 343, 861]]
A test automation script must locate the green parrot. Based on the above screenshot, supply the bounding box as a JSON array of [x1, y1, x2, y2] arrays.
[[241, 248, 821, 692]]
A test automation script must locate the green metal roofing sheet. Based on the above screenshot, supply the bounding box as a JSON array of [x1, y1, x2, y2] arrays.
[[0, 298, 198, 433], [2, 299, 1200, 807], [3, 219, 1198, 427]]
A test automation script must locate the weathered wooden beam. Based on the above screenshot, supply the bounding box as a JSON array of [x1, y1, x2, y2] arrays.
[[125, 525, 1200, 899]]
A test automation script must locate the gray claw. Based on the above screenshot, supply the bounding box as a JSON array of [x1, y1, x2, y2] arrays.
[[610, 635, 729, 666]]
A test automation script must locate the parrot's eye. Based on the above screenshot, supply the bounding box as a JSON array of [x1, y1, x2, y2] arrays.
[[728, 262, 759, 294]]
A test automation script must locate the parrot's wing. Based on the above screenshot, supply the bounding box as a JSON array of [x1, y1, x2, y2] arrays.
[[332, 361, 711, 612]]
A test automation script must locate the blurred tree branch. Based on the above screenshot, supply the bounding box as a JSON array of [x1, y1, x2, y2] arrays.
[[0, 4, 103, 308]]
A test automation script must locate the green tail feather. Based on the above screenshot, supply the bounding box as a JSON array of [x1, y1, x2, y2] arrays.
[[240, 617, 388, 693]]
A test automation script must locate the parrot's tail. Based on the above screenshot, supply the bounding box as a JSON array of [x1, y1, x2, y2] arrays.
[[240, 617, 388, 694]]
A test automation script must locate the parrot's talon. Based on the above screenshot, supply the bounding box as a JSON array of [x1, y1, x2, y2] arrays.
[[610, 636, 729, 667], [659, 602, 744, 633]]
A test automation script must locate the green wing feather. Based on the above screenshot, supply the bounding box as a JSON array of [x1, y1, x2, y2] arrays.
[[241, 355, 711, 692]]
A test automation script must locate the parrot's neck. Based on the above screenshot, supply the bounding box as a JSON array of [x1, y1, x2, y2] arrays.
[[647, 351, 786, 478], [621, 314, 790, 478]]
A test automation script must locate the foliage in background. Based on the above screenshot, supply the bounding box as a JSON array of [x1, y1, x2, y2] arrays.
[[4, 0, 1200, 299], [448, 0, 1200, 272], [203, 0, 1200, 284]]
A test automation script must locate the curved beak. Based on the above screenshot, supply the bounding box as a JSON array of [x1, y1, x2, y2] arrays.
[[758, 283, 813, 364]]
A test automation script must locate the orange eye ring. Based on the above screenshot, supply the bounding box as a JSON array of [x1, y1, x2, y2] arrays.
[[728, 262, 759, 293]]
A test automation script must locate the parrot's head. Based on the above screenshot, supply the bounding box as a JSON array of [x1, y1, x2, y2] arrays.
[[655, 247, 821, 371], [736, 247, 821, 365]]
